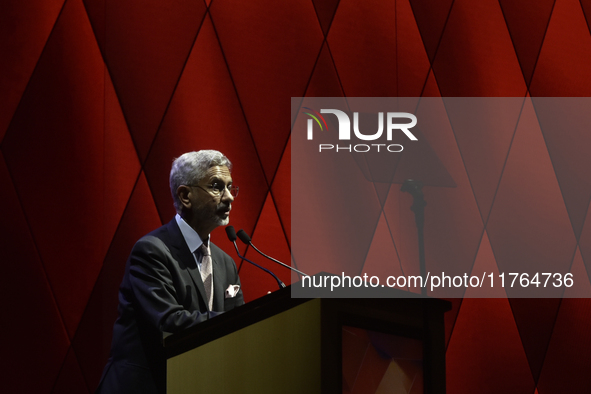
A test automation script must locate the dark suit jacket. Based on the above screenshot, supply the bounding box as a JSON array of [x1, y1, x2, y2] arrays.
[[96, 218, 244, 394]]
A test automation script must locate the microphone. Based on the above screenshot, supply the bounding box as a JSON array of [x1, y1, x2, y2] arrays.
[[225, 226, 285, 289], [236, 229, 308, 278]]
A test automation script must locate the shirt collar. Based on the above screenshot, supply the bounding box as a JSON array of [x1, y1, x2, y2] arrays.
[[175, 213, 209, 253]]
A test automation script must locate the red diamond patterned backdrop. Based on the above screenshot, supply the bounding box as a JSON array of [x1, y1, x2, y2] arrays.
[[1, 0, 591, 392]]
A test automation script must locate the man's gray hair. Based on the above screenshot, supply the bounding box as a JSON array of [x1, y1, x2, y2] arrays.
[[170, 150, 232, 213]]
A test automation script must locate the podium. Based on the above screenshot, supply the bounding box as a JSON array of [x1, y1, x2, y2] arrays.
[[164, 283, 450, 394]]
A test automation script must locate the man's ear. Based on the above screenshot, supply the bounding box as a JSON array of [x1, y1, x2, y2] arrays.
[[177, 185, 193, 209]]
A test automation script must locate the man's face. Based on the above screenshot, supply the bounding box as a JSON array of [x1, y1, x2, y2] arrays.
[[191, 165, 234, 229]]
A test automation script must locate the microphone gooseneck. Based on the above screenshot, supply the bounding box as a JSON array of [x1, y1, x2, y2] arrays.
[[225, 226, 285, 289], [236, 229, 308, 278]]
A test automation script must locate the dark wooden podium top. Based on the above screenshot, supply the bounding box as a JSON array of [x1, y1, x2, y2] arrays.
[[164, 278, 450, 359]]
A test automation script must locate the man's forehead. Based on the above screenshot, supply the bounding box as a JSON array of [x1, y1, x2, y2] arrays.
[[202, 165, 231, 180]]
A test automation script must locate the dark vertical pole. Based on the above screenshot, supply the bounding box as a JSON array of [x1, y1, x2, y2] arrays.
[[401, 179, 427, 296]]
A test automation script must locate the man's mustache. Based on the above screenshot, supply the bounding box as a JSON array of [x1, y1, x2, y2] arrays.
[[217, 203, 231, 212]]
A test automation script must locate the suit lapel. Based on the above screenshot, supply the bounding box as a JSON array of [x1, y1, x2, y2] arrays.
[[165, 219, 208, 309], [211, 246, 227, 311]]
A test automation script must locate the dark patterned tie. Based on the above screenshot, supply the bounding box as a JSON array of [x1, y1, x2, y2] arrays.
[[199, 243, 213, 311]]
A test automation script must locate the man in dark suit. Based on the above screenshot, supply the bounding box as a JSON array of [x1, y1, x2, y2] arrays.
[[96, 150, 244, 394]]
